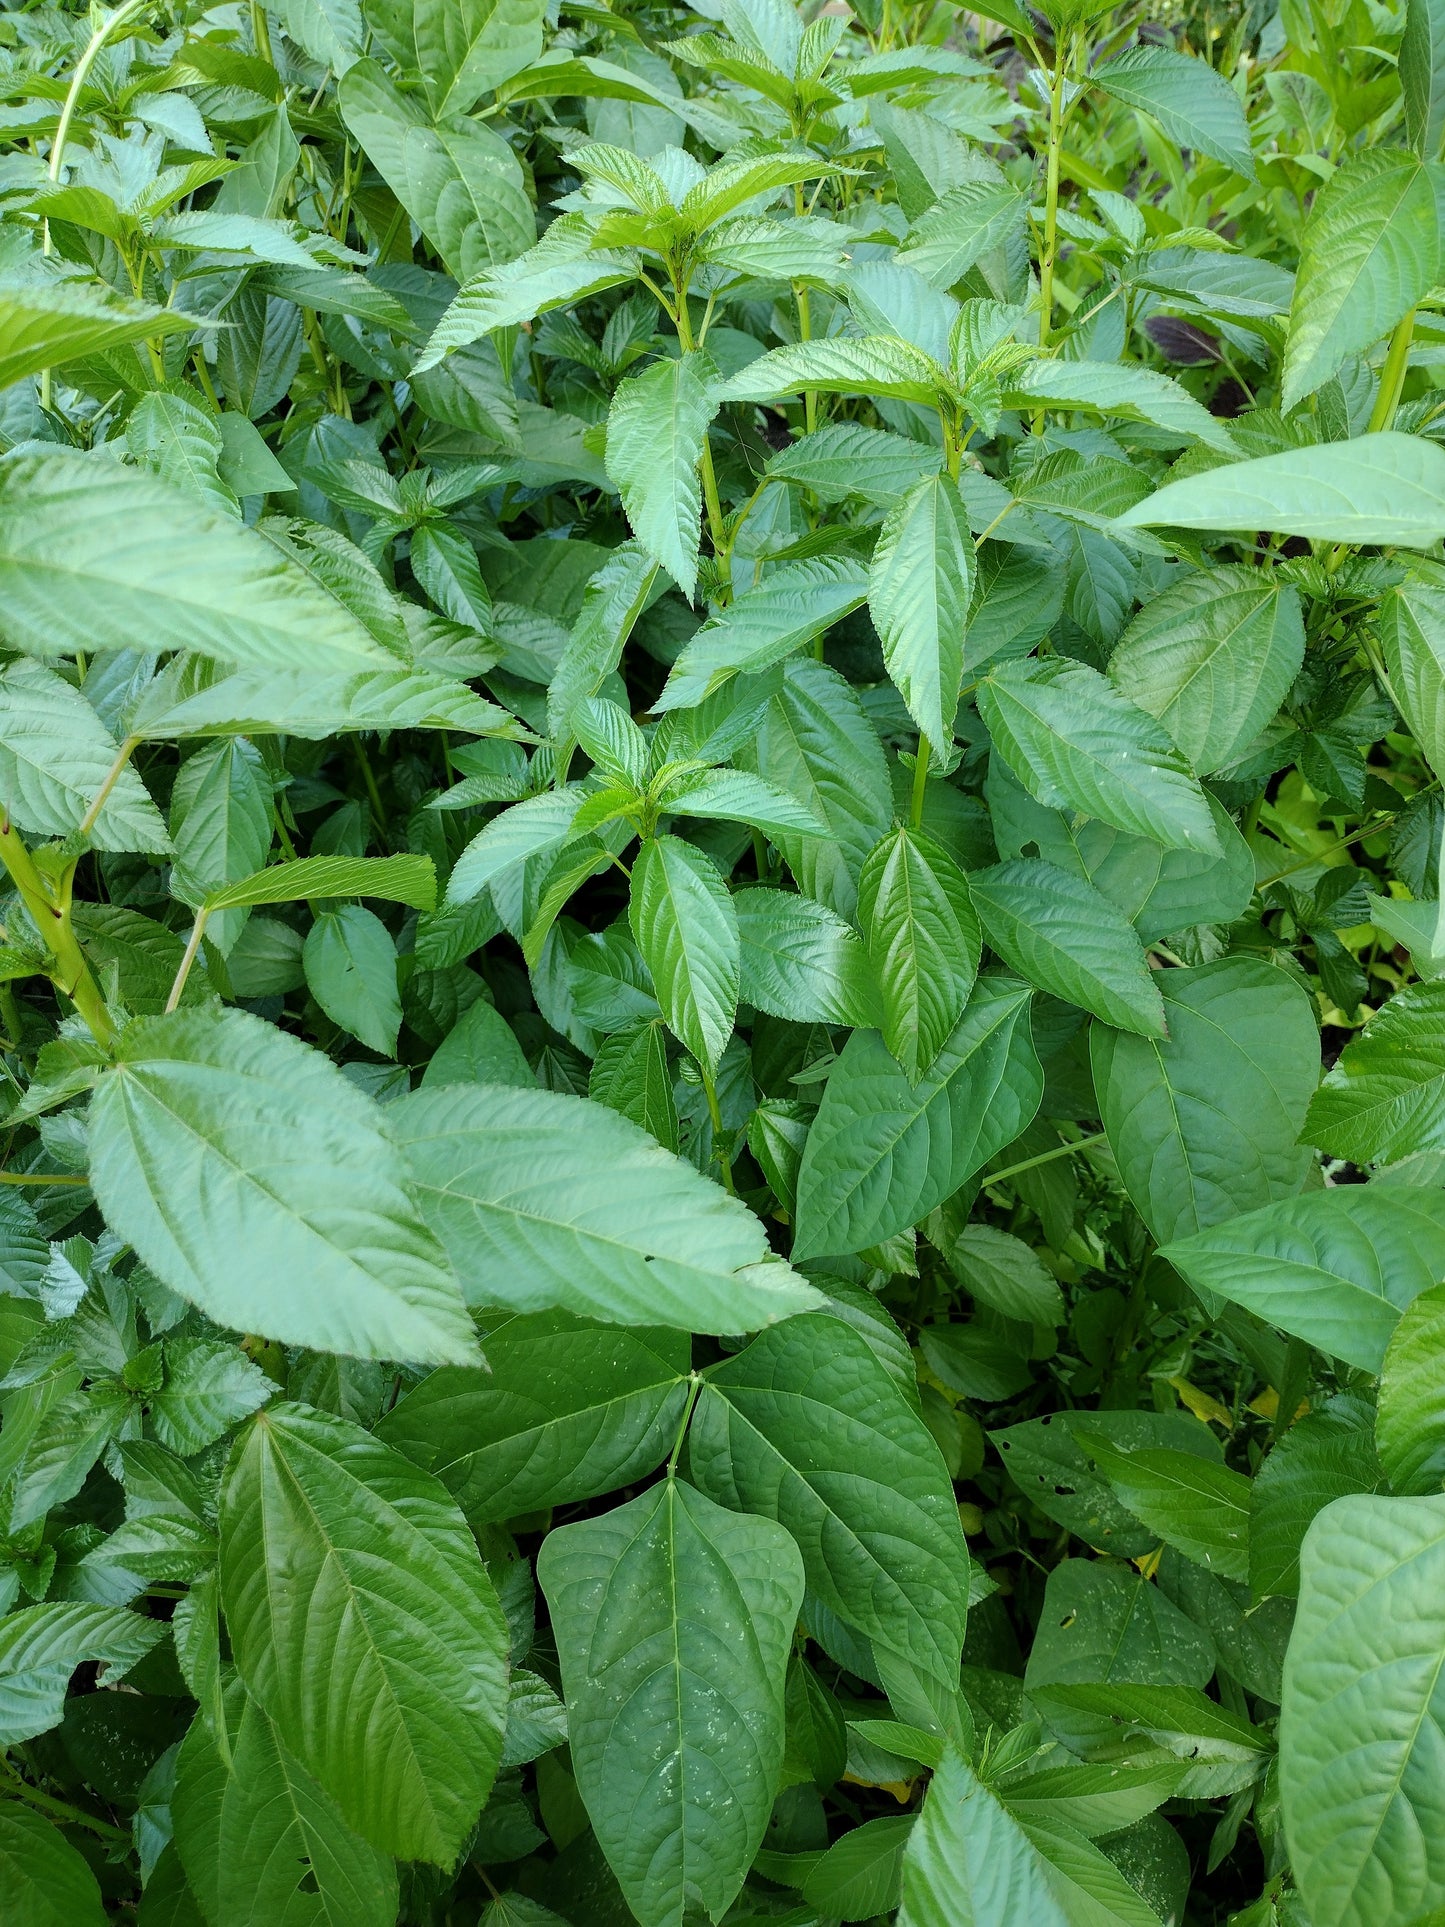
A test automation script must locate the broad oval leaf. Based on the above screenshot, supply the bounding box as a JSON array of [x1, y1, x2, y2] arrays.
[[537, 1476, 803, 1927], [735, 886, 882, 1026], [219, 1402, 511, 1865], [1091, 957, 1318, 1245], [1283, 1492, 1445, 1927]]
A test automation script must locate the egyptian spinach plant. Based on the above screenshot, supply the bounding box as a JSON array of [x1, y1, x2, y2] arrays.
[[1, 0, 1445, 1918]]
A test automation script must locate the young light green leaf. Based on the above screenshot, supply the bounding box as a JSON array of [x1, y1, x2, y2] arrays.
[[1378, 1283, 1445, 1495], [1281, 151, 1443, 411], [979, 656, 1220, 854], [1303, 980, 1445, 1164], [149, 1336, 273, 1457], [589, 1016, 679, 1150], [1118, 433, 1445, 549], [606, 352, 718, 600], [899, 1747, 1070, 1927], [1161, 1186, 1445, 1371], [303, 905, 402, 1056], [857, 826, 982, 1081], [0, 661, 168, 854], [716, 336, 947, 408], [629, 833, 738, 1073], [1092, 957, 1318, 1245], [88, 1008, 479, 1365], [969, 858, 1166, 1037], [0, 1603, 165, 1746], [653, 557, 870, 712], [1093, 44, 1255, 178], [689, 1311, 972, 1686], [129, 663, 525, 743], [0, 280, 203, 391], [0, 454, 394, 670], [1109, 568, 1305, 774], [388, 1081, 822, 1331], [1005, 359, 1238, 454], [205, 853, 436, 912], [219, 1402, 510, 1865], [868, 474, 974, 754], [735, 886, 882, 1027], [538, 1477, 803, 1927], [1283, 1493, 1445, 1927], [794, 977, 1042, 1259]]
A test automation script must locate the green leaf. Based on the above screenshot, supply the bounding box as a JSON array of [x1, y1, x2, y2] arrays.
[[1251, 1395, 1383, 1597], [1033, 1682, 1272, 1797], [1162, 1186, 1445, 1372], [547, 542, 658, 750], [653, 557, 870, 712], [857, 827, 982, 1082], [994, 1410, 1225, 1557], [1282, 1492, 1445, 1927], [0, 454, 394, 669], [423, 998, 533, 1090], [388, 1081, 822, 1330], [1403, 0, 1445, 159], [794, 976, 1042, 1260], [659, 766, 827, 840], [1379, 1283, 1445, 1494], [339, 60, 534, 281], [605, 353, 718, 600], [588, 1016, 679, 1150], [868, 475, 974, 753], [169, 737, 273, 957], [969, 858, 1166, 1036], [629, 833, 738, 1073], [174, 1689, 399, 1927], [414, 218, 634, 370], [0, 1603, 164, 1745], [801, 1815, 913, 1918], [537, 1477, 803, 1927], [1024, 1558, 1215, 1691], [0, 279, 203, 391], [766, 424, 943, 507], [944, 1223, 1065, 1325], [979, 656, 1220, 855], [367, 0, 544, 114], [1005, 359, 1238, 454], [1073, 1432, 1251, 1581], [1381, 564, 1445, 775], [0, 1801, 107, 1927], [88, 1008, 478, 1365], [1282, 152, 1444, 411], [219, 1402, 510, 1864], [150, 1336, 273, 1456], [716, 336, 947, 409], [1093, 44, 1255, 177], [739, 658, 894, 921], [898, 180, 1029, 289], [410, 523, 493, 630], [0, 661, 168, 854], [689, 1311, 972, 1685], [1118, 433, 1445, 549], [1108, 568, 1305, 774], [205, 853, 436, 913], [129, 663, 523, 743], [378, 1312, 690, 1522], [1091, 957, 1318, 1245], [303, 906, 402, 1056], [1303, 981, 1445, 1164], [898, 1747, 1070, 1927], [735, 886, 882, 1026]]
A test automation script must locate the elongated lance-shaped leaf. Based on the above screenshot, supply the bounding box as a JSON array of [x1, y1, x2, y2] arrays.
[[857, 826, 981, 1082], [868, 474, 973, 755], [629, 833, 738, 1073], [605, 352, 719, 600], [204, 852, 436, 912]]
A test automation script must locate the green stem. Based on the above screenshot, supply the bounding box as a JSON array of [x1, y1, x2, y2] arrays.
[[987, 1130, 1106, 1187], [166, 908, 210, 1013], [1036, 32, 1070, 358], [78, 737, 138, 838], [908, 737, 932, 829], [1368, 308, 1416, 434], [0, 815, 115, 1046], [40, 0, 153, 408], [0, 1170, 90, 1187], [699, 1063, 735, 1195], [667, 1372, 703, 1475], [0, 1760, 129, 1844]]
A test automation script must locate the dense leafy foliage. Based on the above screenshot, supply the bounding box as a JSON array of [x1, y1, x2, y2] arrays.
[[3, 0, 1445, 1916]]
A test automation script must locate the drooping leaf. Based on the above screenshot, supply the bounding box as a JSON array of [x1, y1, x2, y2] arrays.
[[605, 353, 718, 600], [1093, 43, 1255, 177], [388, 1081, 822, 1330], [219, 1402, 511, 1864], [868, 474, 974, 754], [1303, 980, 1445, 1165], [629, 833, 738, 1073], [857, 827, 982, 1081]]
